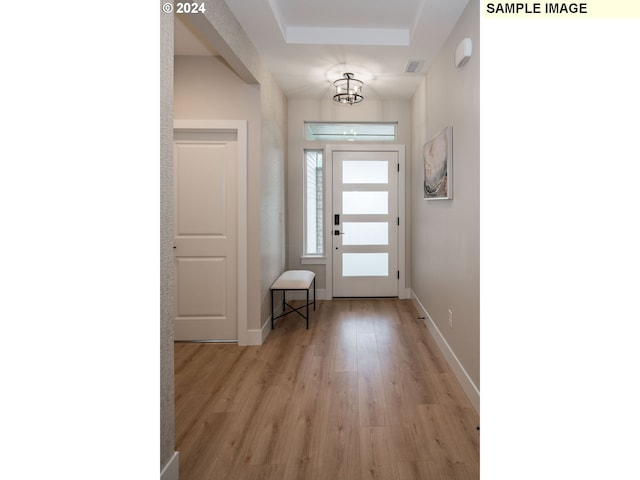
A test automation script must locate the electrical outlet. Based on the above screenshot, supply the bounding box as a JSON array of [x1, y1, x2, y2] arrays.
[[448, 309, 453, 328]]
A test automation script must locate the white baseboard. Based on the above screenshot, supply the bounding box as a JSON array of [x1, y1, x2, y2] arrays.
[[248, 315, 273, 345], [410, 290, 480, 413], [160, 451, 179, 480], [246, 322, 267, 345], [246, 296, 289, 345], [261, 317, 272, 343]]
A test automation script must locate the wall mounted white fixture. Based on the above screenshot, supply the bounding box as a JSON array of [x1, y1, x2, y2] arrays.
[[455, 38, 473, 68]]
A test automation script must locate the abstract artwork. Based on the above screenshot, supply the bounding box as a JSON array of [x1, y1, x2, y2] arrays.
[[423, 126, 452, 200]]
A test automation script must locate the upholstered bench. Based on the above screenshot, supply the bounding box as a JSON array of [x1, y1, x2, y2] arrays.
[[270, 270, 316, 329]]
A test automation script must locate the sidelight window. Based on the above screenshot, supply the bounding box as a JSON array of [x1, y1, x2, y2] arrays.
[[304, 149, 324, 256]]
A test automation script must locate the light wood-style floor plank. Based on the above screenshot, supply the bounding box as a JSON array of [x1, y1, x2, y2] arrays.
[[359, 426, 400, 480], [174, 298, 479, 480]]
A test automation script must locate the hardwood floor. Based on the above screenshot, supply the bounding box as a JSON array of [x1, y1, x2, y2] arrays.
[[174, 299, 479, 479]]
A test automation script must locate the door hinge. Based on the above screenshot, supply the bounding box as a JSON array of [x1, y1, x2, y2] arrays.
[[397, 163, 400, 172], [397, 270, 400, 279], [397, 217, 400, 226]]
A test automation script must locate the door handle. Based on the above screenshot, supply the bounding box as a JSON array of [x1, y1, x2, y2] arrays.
[[334, 230, 345, 235]]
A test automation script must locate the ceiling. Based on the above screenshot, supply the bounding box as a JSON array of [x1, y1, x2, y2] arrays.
[[175, 0, 470, 101]]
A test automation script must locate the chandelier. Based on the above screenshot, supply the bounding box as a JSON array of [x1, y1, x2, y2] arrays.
[[333, 72, 364, 105]]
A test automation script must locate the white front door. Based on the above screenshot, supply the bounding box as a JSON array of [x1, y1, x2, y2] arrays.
[[332, 150, 399, 297], [173, 134, 238, 341]]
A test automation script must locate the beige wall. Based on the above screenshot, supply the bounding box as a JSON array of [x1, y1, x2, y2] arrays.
[[258, 73, 288, 326], [411, 0, 480, 389], [174, 56, 261, 120], [287, 98, 412, 292]]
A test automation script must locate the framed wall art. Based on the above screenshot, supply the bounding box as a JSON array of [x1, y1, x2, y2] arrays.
[[423, 126, 452, 200]]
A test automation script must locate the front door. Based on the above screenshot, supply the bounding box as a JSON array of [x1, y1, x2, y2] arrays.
[[332, 150, 399, 297], [173, 134, 237, 341]]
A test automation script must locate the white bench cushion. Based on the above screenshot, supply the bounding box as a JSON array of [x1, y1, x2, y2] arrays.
[[271, 270, 315, 290]]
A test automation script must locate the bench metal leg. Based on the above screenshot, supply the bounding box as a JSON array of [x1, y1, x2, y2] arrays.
[[270, 281, 315, 330]]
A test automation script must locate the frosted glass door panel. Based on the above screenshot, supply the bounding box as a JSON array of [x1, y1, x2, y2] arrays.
[[343, 161, 388, 184], [342, 253, 388, 277], [343, 191, 388, 214], [342, 222, 388, 245]]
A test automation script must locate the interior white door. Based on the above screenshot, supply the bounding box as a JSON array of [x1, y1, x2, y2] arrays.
[[173, 136, 237, 341], [332, 150, 399, 297]]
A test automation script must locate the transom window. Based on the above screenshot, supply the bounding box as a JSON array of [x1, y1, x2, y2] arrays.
[[305, 122, 397, 142]]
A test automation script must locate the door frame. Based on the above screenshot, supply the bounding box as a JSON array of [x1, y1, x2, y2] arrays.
[[174, 119, 248, 345], [325, 144, 407, 299]]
